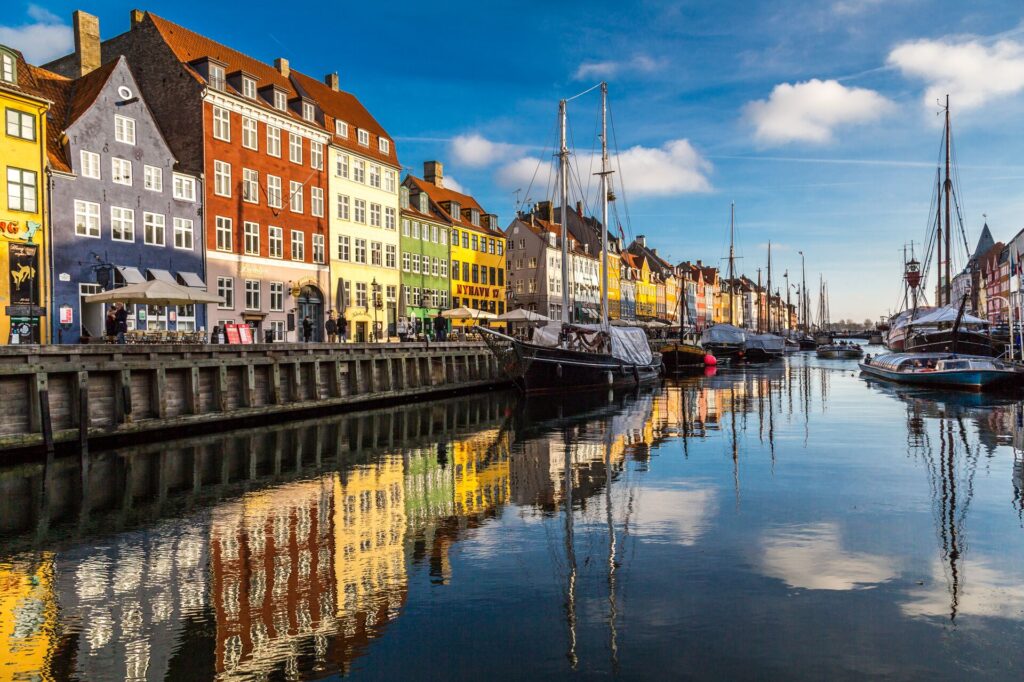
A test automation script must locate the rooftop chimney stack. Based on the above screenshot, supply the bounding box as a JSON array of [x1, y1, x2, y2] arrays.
[[73, 10, 101, 77], [637, 234, 647, 247], [130, 9, 144, 28], [275, 58, 290, 77], [576, 200, 583, 217], [325, 72, 339, 91], [424, 160, 444, 188]]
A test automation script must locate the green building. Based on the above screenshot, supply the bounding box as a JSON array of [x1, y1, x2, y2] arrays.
[[399, 182, 452, 337]]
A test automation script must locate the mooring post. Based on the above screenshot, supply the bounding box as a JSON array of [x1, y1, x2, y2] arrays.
[[38, 374, 54, 457]]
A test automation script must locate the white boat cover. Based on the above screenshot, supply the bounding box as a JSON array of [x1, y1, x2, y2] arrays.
[[701, 324, 747, 345], [745, 333, 786, 352], [907, 305, 989, 327], [531, 323, 654, 366]]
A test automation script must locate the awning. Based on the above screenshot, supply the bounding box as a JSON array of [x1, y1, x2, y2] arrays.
[[148, 268, 176, 284], [117, 266, 146, 284], [177, 271, 206, 288]]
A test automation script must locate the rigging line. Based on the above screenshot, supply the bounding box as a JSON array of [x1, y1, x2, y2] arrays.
[[606, 97, 633, 239], [566, 81, 603, 102]]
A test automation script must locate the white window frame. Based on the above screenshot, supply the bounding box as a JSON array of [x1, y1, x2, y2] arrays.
[[74, 200, 100, 238], [310, 141, 323, 170], [311, 186, 324, 217], [242, 76, 256, 99], [385, 243, 396, 269], [302, 101, 315, 122], [245, 279, 261, 311], [244, 221, 260, 255], [267, 126, 281, 157], [79, 150, 100, 179], [273, 90, 287, 111], [353, 198, 366, 224], [379, 138, 390, 155], [290, 230, 305, 261], [336, 154, 349, 178], [354, 238, 367, 264], [242, 117, 258, 150], [289, 133, 302, 164], [217, 277, 234, 309], [267, 175, 282, 208], [335, 120, 348, 137], [112, 157, 132, 186], [352, 159, 365, 183], [212, 106, 230, 142], [268, 226, 283, 259], [243, 168, 259, 204], [337, 234, 350, 261], [336, 194, 350, 220], [289, 180, 303, 213], [370, 241, 382, 267], [110, 206, 135, 242], [144, 165, 163, 192], [369, 164, 380, 188], [214, 160, 231, 197], [173, 218, 194, 250], [7, 168, 38, 213], [270, 282, 284, 311], [173, 173, 196, 201], [312, 233, 325, 264], [216, 216, 233, 252], [357, 129, 369, 146], [369, 203, 381, 227], [384, 169, 396, 193], [143, 212, 165, 246], [114, 115, 136, 145]]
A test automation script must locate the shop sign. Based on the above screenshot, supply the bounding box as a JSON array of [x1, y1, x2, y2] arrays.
[[8, 243, 39, 305], [59, 305, 74, 325], [455, 284, 499, 298]]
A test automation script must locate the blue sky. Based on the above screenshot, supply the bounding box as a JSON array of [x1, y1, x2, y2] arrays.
[[4, 0, 1024, 321]]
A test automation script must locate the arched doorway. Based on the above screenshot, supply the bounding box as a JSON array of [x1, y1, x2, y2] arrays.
[[297, 285, 324, 342]]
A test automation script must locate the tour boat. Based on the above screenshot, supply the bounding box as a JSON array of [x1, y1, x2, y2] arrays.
[[816, 342, 864, 359], [859, 353, 1021, 391], [480, 84, 661, 394]]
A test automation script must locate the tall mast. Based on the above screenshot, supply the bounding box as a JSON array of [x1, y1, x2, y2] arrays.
[[936, 168, 943, 306], [943, 95, 952, 307], [559, 99, 570, 324], [785, 270, 791, 332], [728, 203, 735, 326], [599, 82, 611, 327], [800, 251, 807, 333], [767, 241, 772, 334]]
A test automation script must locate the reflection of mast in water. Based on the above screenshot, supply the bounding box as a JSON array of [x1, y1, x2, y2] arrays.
[[1013, 403, 1024, 524], [563, 427, 578, 670], [730, 383, 740, 509], [604, 423, 619, 672], [767, 375, 776, 472]]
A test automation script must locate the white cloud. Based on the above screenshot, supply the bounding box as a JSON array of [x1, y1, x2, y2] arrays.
[[901, 557, 1024, 621], [745, 79, 895, 146], [574, 54, 666, 80], [832, 0, 889, 15], [630, 485, 718, 546], [0, 4, 73, 64], [494, 139, 713, 197], [441, 174, 466, 194], [450, 133, 519, 168], [760, 523, 896, 590], [495, 156, 548, 191], [888, 38, 1024, 111]]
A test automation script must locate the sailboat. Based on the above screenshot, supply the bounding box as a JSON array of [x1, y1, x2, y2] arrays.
[[700, 204, 747, 362], [479, 84, 662, 393], [903, 97, 999, 357], [660, 268, 712, 370], [744, 241, 785, 362]]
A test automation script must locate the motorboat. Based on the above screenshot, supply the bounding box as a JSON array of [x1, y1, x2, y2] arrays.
[[817, 342, 864, 359], [859, 352, 1021, 391], [744, 333, 785, 362], [701, 324, 746, 363]]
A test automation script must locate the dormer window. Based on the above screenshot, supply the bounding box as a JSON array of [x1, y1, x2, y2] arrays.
[[0, 51, 14, 84], [208, 63, 225, 91], [418, 192, 428, 213], [449, 202, 460, 220], [242, 76, 256, 99], [357, 129, 369, 146], [273, 90, 287, 111], [378, 138, 390, 155], [469, 209, 480, 226], [400, 186, 410, 209], [302, 101, 315, 122], [335, 120, 348, 137]]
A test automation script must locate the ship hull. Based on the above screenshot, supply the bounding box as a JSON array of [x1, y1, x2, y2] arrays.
[[660, 342, 708, 371], [859, 362, 1017, 391], [905, 330, 1000, 357]]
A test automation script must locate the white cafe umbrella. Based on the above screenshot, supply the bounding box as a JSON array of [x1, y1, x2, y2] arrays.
[[496, 308, 551, 323], [440, 306, 497, 320], [84, 279, 224, 306]]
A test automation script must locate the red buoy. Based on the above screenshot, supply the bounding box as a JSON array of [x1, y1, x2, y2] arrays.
[[704, 354, 717, 366]]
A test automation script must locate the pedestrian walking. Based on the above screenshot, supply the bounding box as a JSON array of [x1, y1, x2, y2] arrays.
[[302, 315, 313, 343], [325, 311, 338, 343], [114, 303, 128, 344], [397, 318, 408, 342], [338, 316, 348, 342]]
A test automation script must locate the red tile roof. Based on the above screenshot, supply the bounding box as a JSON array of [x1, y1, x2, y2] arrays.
[[406, 175, 501, 236]]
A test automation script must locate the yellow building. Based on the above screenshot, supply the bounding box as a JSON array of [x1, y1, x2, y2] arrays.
[[452, 428, 510, 515], [604, 250, 621, 319], [635, 258, 657, 320], [1, 46, 50, 344], [407, 162, 505, 328], [0, 557, 55, 679], [295, 73, 402, 342]]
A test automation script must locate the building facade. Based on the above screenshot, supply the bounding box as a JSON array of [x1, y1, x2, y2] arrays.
[[409, 162, 504, 327], [399, 184, 451, 335], [1, 45, 49, 344], [505, 214, 561, 318], [40, 56, 205, 343]]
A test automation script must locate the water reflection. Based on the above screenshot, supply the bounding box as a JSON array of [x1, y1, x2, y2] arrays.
[[1, 360, 1023, 679]]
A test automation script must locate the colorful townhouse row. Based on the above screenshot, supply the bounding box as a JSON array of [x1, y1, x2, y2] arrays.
[[2, 9, 793, 345]]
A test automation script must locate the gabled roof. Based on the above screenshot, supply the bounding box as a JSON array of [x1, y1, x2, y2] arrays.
[[971, 223, 995, 264], [0, 44, 49, 101], [290, 71, 396, 167], [406, 175, 500, 236], [25, 64, 72, 172]]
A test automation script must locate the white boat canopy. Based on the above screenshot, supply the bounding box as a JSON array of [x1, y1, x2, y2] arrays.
[[907, 305, 989, 327], [496, 308, 551, 323], [532, 323, 653, 366], [701, 324, 747, 345]]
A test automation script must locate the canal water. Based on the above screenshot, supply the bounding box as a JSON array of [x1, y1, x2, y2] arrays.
[[1, 353, 1023, 680]]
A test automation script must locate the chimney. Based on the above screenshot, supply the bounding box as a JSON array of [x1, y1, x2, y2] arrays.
[[537, 200, 552, 222], [652, 248, 659, 256], [576, 200, 583, 217], [424, 160, 443, 187], [274, 58, 290, 77], [325, 72, 339, 91], [73, 11, 101, 77], [130, 9, 144, 28], [637, 234, 647, 247]]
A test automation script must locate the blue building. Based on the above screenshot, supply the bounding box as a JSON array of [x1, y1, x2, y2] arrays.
[[37, 56, 205, 343]]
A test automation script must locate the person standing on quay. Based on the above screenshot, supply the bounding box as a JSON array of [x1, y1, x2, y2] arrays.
[[105, 307, 118, 343], [325, 311, 338, 343], [338, 316, 348, 343], [114, 303, 128, 344], [302, 315, 313, 343], [434, 312, 447, 342]]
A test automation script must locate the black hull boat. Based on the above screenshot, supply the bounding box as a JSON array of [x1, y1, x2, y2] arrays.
[[702, 343, 744, 363], [905, 329, 1001, 358], [479, 327, 662, 394], [659, 341, 709, 371]]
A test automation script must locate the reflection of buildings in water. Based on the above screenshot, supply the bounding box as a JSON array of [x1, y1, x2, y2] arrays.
[[453, 429, 510, 516], [54, 519, 209, 682], [0, 557, 56, 681]]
